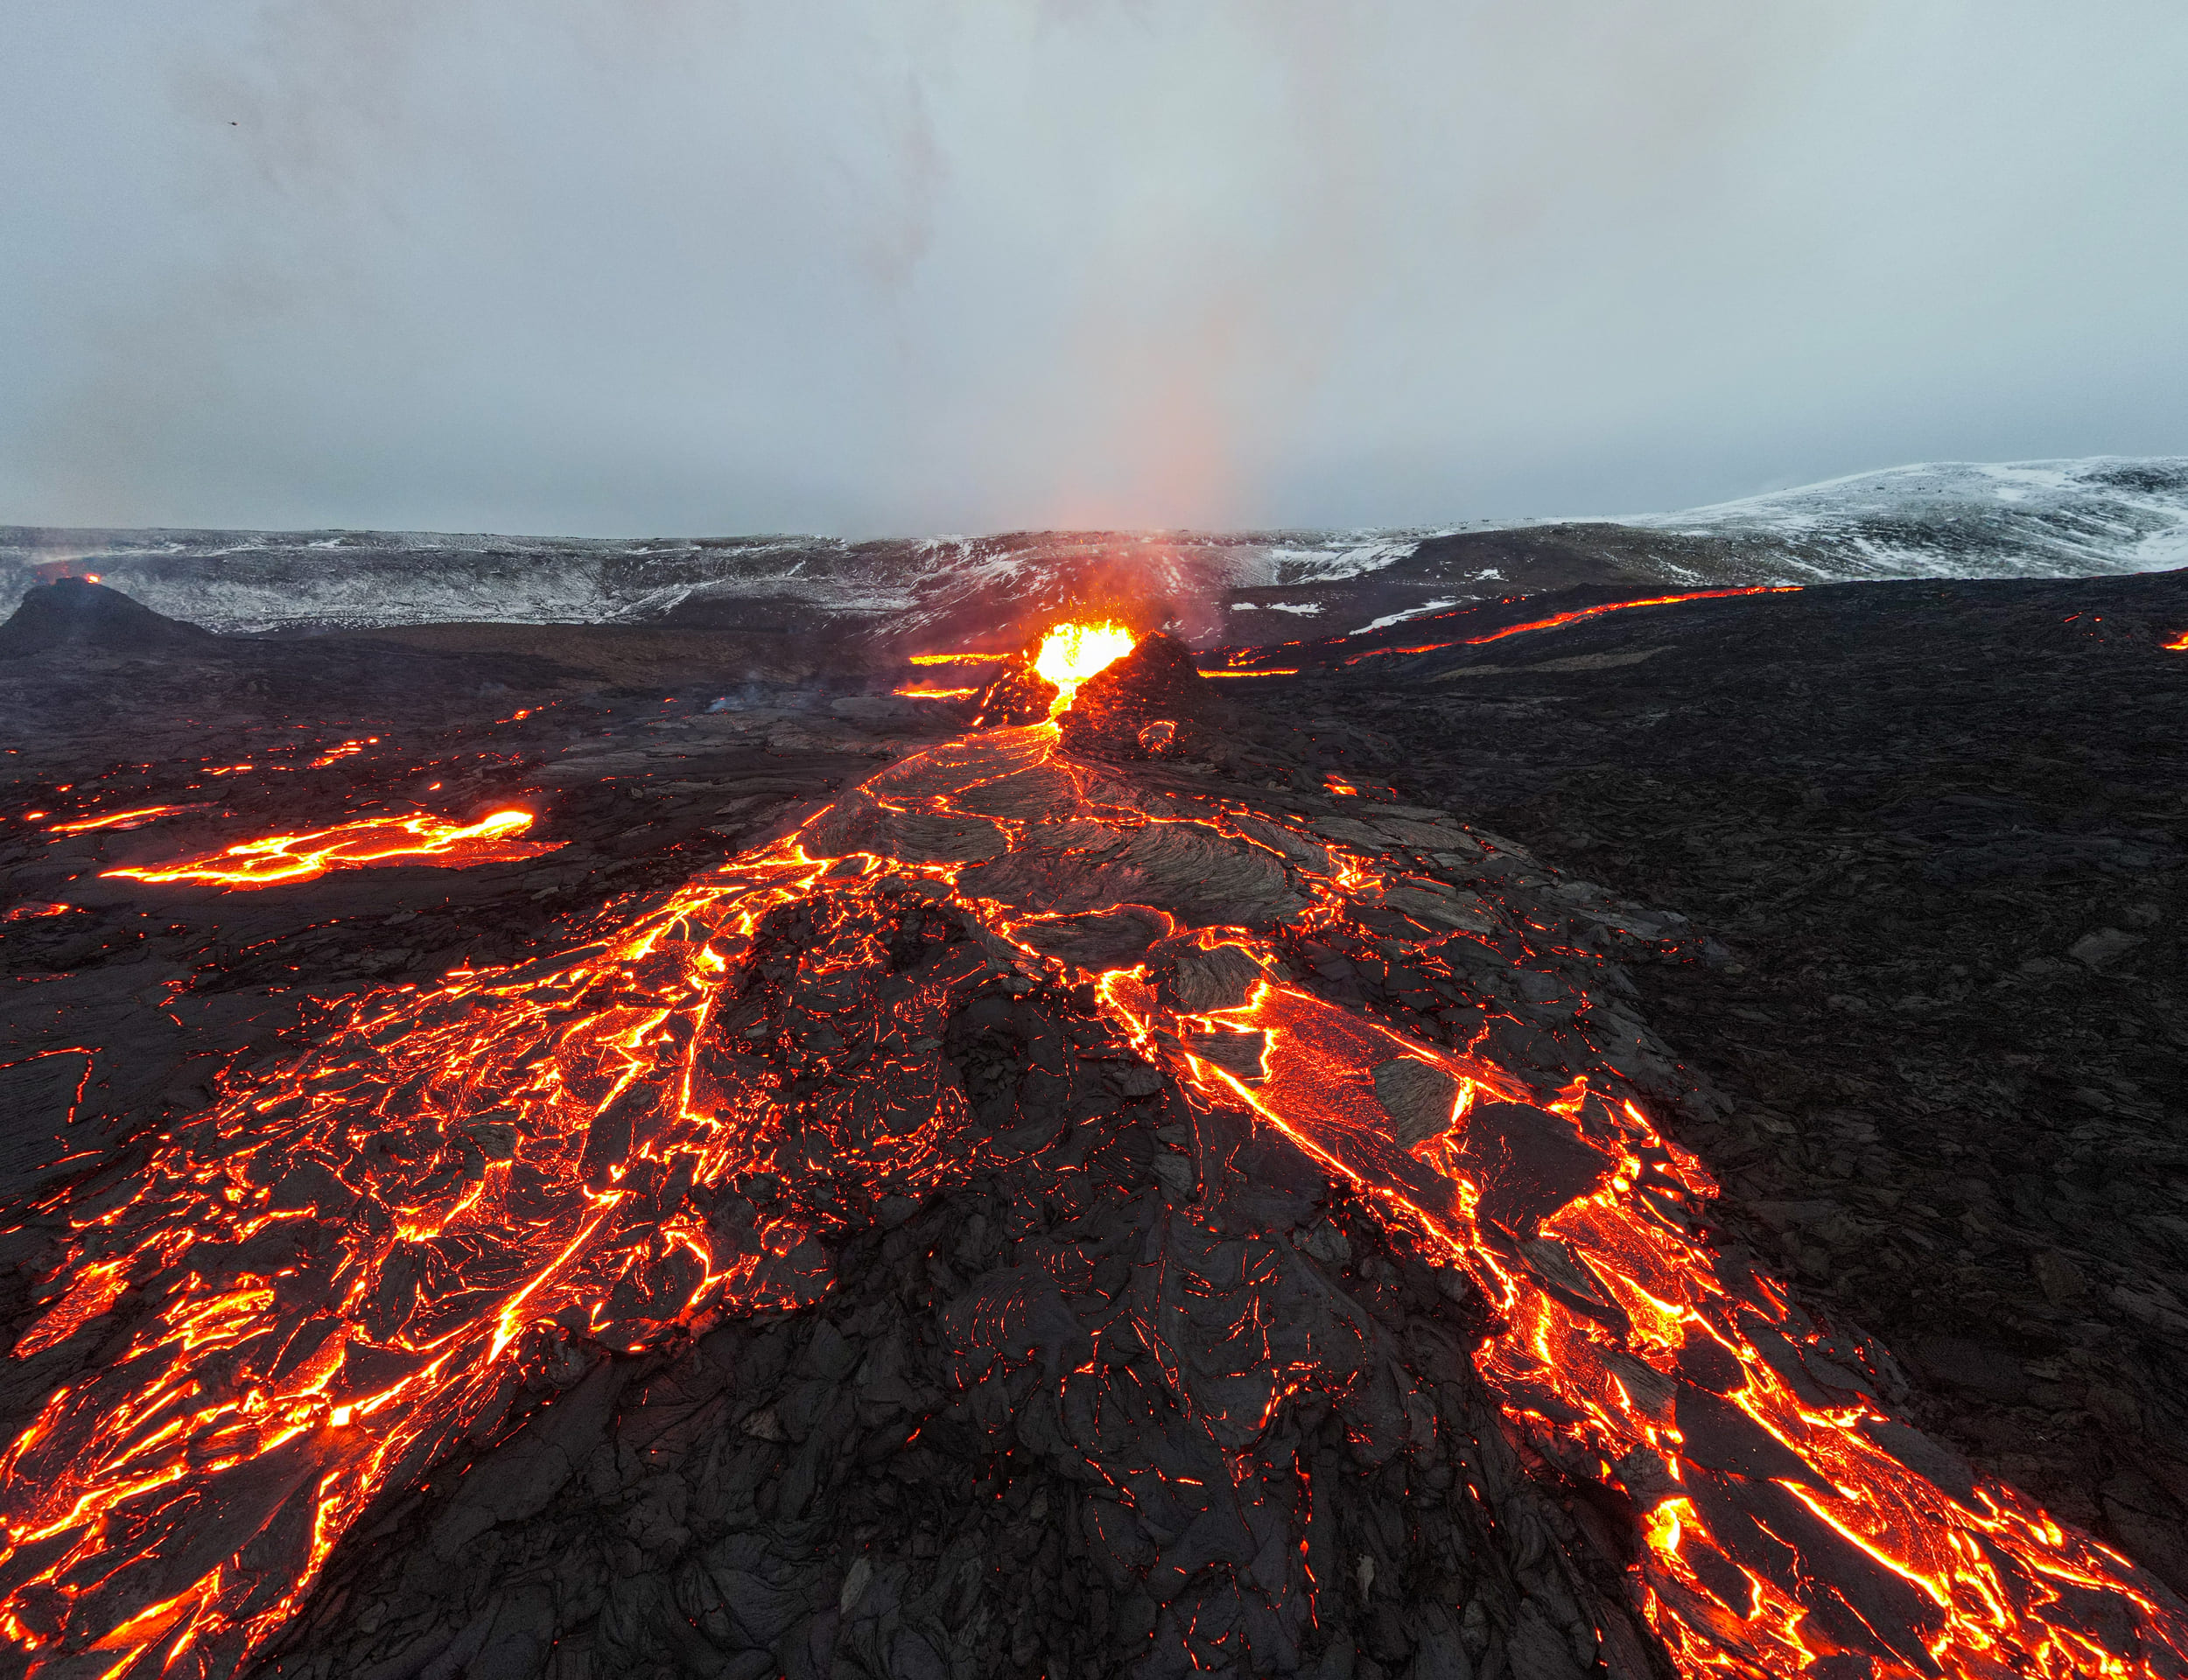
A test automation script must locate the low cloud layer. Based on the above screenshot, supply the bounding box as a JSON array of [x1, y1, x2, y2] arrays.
[[4, 2, 2184, 536]]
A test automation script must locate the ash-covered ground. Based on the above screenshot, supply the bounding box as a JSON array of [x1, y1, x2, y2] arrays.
[[0, 570, 2183, 1680]]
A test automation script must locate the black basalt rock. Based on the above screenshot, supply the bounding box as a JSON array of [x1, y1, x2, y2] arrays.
[[1059, 635, 1218, 760], [0, 578, 214, 656]]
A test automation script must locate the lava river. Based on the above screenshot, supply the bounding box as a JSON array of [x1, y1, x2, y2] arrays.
[[0, 631, 2183, 1679]]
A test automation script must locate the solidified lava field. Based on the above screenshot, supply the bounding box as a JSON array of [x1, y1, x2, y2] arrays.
[[0, 573, 2183, 1680]]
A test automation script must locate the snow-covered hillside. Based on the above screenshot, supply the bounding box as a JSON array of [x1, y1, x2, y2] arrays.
[[4, 457, 2181, 645], [1625, 458, 2188, 581]]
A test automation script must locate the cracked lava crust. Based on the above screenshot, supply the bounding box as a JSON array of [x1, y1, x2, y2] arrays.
[[1, 623, 2184, 1680]]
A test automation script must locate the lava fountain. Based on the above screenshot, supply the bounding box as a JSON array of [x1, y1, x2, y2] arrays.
[[1031, 620, 1135, 716]]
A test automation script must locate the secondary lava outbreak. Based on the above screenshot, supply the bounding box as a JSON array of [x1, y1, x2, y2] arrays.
[[0, 623, 2182, 1680]]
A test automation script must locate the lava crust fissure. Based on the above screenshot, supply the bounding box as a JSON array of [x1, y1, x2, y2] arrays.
[[0, 629, 2184, 1680]]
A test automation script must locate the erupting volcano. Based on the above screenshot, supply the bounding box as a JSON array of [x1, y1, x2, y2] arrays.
[[1, 620, 2182, 1680], [1031, 623, 1136, 717]]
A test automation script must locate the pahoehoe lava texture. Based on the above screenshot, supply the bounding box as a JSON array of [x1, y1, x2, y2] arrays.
[[1310, 570, 2188, 1596], [0, 584, 2184, 1680]]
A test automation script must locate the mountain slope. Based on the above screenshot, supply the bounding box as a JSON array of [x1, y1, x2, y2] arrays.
[[4, 456, 2181, 646], [1626, 458, 2188, 578]]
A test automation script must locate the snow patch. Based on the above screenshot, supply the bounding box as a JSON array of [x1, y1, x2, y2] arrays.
[[1353, 600, 1461, 636]]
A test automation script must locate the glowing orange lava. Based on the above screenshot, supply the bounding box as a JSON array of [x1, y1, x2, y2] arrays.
[[908, 650, 1011, 666], [1339, 586, 1805, 665], [892, 685, 979, 699], [2163, 631, 2188, 652], [3, 696, 2183, 1677], [101, 809, 565, 889], [307, 737, 381, 768], [3, 903, 74, 922], [1032, 620, 1135, 715], [48, 805, 193, 835]]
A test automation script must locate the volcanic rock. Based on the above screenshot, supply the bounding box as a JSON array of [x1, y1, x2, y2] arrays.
[[3, 568, 2187, 1677], [1310, 564, 2188, 1595], [967, 660, 1058, 726], [0, 577, 212, 655], [1371, 1055, 1460, 1147], [13, 458, 2184, 649], [1158, 942, 1264, 1012], [1059, 634, 1217, 759], [2069, 926, 2144, 970]]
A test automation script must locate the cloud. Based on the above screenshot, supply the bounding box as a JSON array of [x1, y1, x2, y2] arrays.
[[2, 0, 2184, 536]]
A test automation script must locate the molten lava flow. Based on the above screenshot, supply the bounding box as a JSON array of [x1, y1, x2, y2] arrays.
[[1203, 668, 1299, 678], [1340, 586, 1804, 665], [101, 809, 564, 889], [1459, 585, 1803, 647], [892, 685, 979, 699], [1032, 620, 1135, 716], [3, 903, 74, 922], [307, 737, 381, 768], [48, 805, 196, 836], [3, 641, 2184, 1677], [2164, 631, 2188, 652], [908, 651, 1010, 666]]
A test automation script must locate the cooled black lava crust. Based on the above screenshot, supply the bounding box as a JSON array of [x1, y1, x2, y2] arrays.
[[0, 570, 2183, 1677], [1317, 570, 2188, 1589]]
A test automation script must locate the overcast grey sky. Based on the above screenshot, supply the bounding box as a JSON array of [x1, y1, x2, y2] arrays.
[[4, 2, 2184, 537]]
